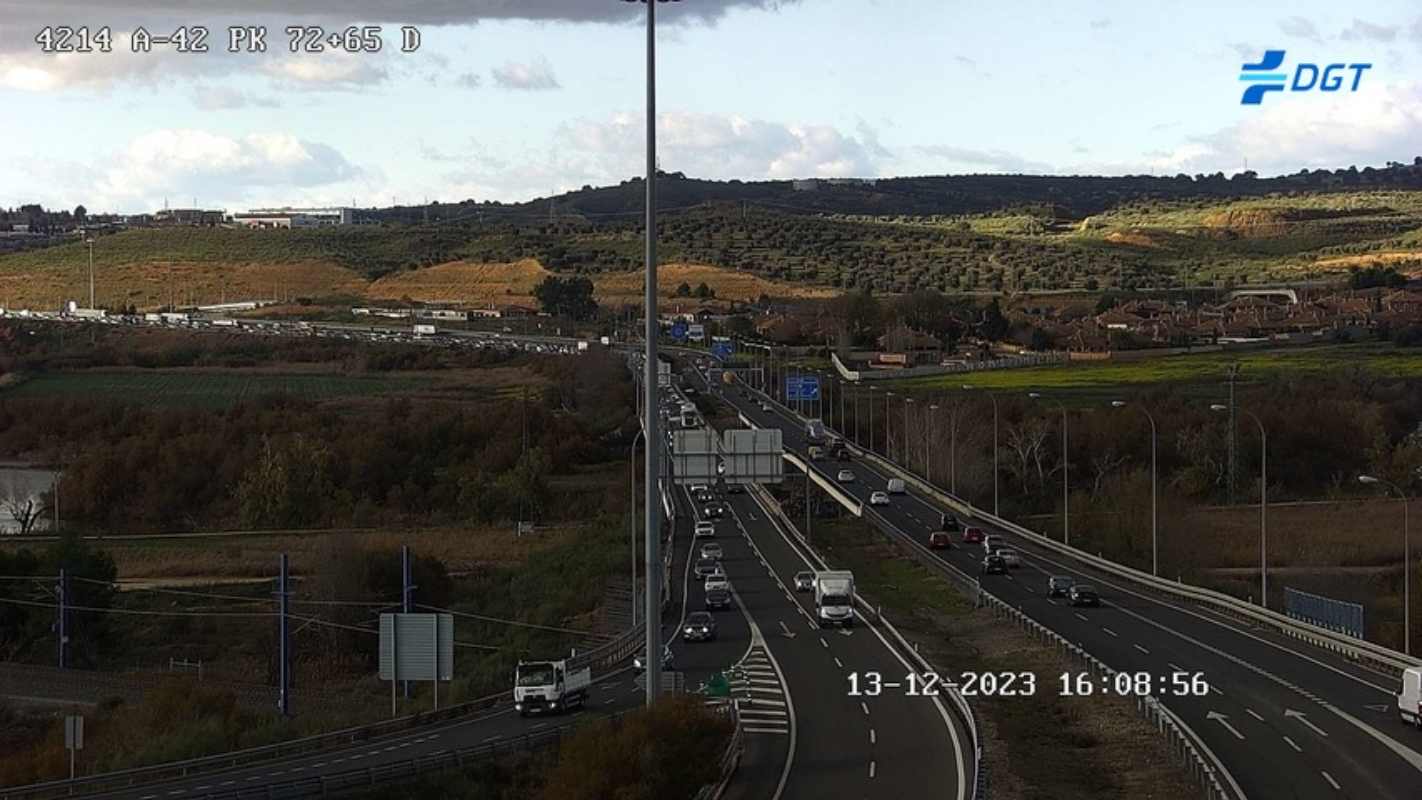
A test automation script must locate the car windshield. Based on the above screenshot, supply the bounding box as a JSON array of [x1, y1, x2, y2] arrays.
[[516, 664, 556, 686], [822, 593, 851, 606], [688, 613, 712, 625], [1076, 585, 1096, 593]]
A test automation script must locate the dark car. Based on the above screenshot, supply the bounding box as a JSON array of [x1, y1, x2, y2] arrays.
[[682, 611, 718, 642], [705, 587, 732, 610], [634, 646, 674, 671], [1069, 585, 1101, 607], [962, 526, 985, 544], [694, 489, 714, 503], [1047, 575, 1075, 598], [694, 557, 720, 579], [725, 483, 746, 495], [928, 531, 952, 550], [980, 554, 1007, 575], [703, 503, 725, 519], [941, 513, 961, 531]]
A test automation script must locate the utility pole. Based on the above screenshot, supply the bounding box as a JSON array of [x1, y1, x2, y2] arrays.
[[1226, 363, 1240, 505], [276, 554, 291, 717], [401, 546, 413, 700], [56, 568, 68, 669]]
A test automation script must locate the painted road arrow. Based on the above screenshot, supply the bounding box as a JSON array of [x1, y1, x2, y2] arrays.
[[778, 620, 797, 639], [1364, 704, 1391, 713], [1285, 709, 1330, 737], [1207, 711, 1246, 740]]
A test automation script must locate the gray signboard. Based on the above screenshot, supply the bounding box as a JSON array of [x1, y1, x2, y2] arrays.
[[379, 613, 454, 681]]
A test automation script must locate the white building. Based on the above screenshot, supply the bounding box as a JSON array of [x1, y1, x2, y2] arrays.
[[232, 207, 354, 229]]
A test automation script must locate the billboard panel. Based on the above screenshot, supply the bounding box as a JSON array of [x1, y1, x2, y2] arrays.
[[379, 613, 454, 681]]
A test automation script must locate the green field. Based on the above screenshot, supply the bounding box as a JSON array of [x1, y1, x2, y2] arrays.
[[1, 370, 434, 408], [900, 342, 1422, 400]]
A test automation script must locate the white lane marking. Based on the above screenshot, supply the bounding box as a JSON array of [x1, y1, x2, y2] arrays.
[[1133, 644, 1150, 655], [1074, 613, 1088, 622], [1285, 709, 1329, 738], [1283, 736, 1302, 753], [1168, 662, 1186, 672], [834, 657, 844, 668], [869, 761, 876, 779], [1246, 709, 1264, 722], [861, 701, 870, 716], [1321, 771, 1340, 791], [1102, 627, 1119, 638], [820, 637, 829, 648], [870, 728, 877, 745], [743, 726, 790, 734], [1206, 711, 1245, 740]]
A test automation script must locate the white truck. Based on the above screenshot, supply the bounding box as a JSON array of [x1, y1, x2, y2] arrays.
[[413, 324, 437, 336], [514, 659, 591, 716], [1400, 666, 1422, 728], [577, 340, 590, 352], [806, 419, 826, 443], [599, 335, 612, 346], [814, 570, 856, 628]]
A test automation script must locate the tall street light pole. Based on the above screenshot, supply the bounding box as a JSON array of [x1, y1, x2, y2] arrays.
[[629, 428, 642, 628], [1213, 404, 1266, 607], [85, 238, 95, 309], [904, 397, 914, 472], [1029, 392, 1069, 546], [630, 0, 675, 705], [963, 385, 998, 516], [1360, 474, 1411, 656], [884, 391, 895, 462], [1111, 401, 1158, 576], [868, 386, 876, 454], [927, 403, 938, 485]]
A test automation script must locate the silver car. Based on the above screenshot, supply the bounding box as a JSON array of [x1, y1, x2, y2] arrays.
[[794, 571, 815, 591]]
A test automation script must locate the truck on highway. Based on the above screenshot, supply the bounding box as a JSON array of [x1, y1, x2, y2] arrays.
[[514, 659, 591, 716], [413, 324, 437, 336], [806, 419, 826, 443], [577, 340, 590, 351], [599, 335, 612, 346], [814, 570, 855, 628], [1401, 666, 1422, 728]]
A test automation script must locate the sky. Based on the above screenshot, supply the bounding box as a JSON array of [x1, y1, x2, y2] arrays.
[[1, 0, 1420, 214]]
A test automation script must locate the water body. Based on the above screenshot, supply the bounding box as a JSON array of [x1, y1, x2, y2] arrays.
[[0, 466, 55, 533]]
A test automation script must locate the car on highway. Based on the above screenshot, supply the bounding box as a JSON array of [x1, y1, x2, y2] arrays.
[[980, 554, 1007, 575], [634, 645, 674, 672], [760, 402, 772, 412], [868, 491, 890, 506], [1046, 576, 1075, 597], [836, 469, 855, 482], [940, 513, 961, 531], [725, 483, 745, 494], [793, 571, 815, 591], [703, 503, 725, 519], [682, 611, 718, 642], [705, 587, 733, 611], [928, 531, 952, 549], [694, 521, 716, 538], [694, 557, 720, 579], [984, 534, 1003, 552], [962, 526, 985, 544], [689, 484, 710, 496], [693, 488, 714, 503], [997, 548, 1022, 568], [1069, 584, 1101, 607], [699, 542, 724, 560], [704, 567, 730, 592], [886, 478, 907, 494]]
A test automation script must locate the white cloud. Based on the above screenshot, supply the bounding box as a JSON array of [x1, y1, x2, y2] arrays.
[[1089, 18, 1111, 30], [1279, 16, 1323, 43], [190, 86, 280, 110], [17, 129, 366, 212], [455, 72, 482, 89], [1124, 82, 1422, 177], [491, 58, 560, 90], [916, 144, 1053, 174], [1339, 18, 1397, 42], [261, 52, 389, 89]]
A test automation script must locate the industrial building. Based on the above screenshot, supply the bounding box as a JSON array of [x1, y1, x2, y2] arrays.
[[231, 207, 354, 229]]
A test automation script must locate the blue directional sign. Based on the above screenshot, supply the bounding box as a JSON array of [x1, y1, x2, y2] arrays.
[[670, 321, 689, 341], [711, 341, 733, 360], [785, 375, 820, 401]]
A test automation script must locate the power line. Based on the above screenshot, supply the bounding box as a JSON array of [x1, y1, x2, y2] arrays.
[[0, 596, 273, 617]]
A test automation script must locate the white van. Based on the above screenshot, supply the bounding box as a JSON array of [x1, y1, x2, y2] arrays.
[[1400, 666, 1422, 728], [886, 478, 906, 494]]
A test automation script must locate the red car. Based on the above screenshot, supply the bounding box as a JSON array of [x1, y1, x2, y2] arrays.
[[962, 526, 985, 544], [928, 531, 952, 549]]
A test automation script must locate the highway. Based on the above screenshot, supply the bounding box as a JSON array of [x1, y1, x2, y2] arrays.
[[695, 367, 1422, 800]]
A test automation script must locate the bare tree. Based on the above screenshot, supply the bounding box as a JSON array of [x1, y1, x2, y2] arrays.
[[1004, 418, 1050, 494], [1, 479, 42, 535], [1090, 448, 1130, 497]]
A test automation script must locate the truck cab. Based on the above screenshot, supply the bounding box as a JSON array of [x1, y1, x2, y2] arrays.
[[514, 659, 591, 716], [814, 570, 855, 628], [1401, 666, 1422, 728]]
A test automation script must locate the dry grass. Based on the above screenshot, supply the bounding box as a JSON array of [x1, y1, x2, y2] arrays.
[[0, 261, 365, 311], [1313, 250, 1422, 270], [592, 262, 838, 302], [1180, 498, 1408, 569], [367, 259, 551, 305]]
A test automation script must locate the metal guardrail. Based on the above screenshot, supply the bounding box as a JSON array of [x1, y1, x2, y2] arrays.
[[691, 703, 744, 800]]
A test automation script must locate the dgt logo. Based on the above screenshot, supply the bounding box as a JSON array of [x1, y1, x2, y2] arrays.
[[1239, 50, 1371, 105]]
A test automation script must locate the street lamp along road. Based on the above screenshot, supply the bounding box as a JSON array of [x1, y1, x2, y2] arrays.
[[1359, 474, 1412, 656], [962, 384, 999, 516]]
